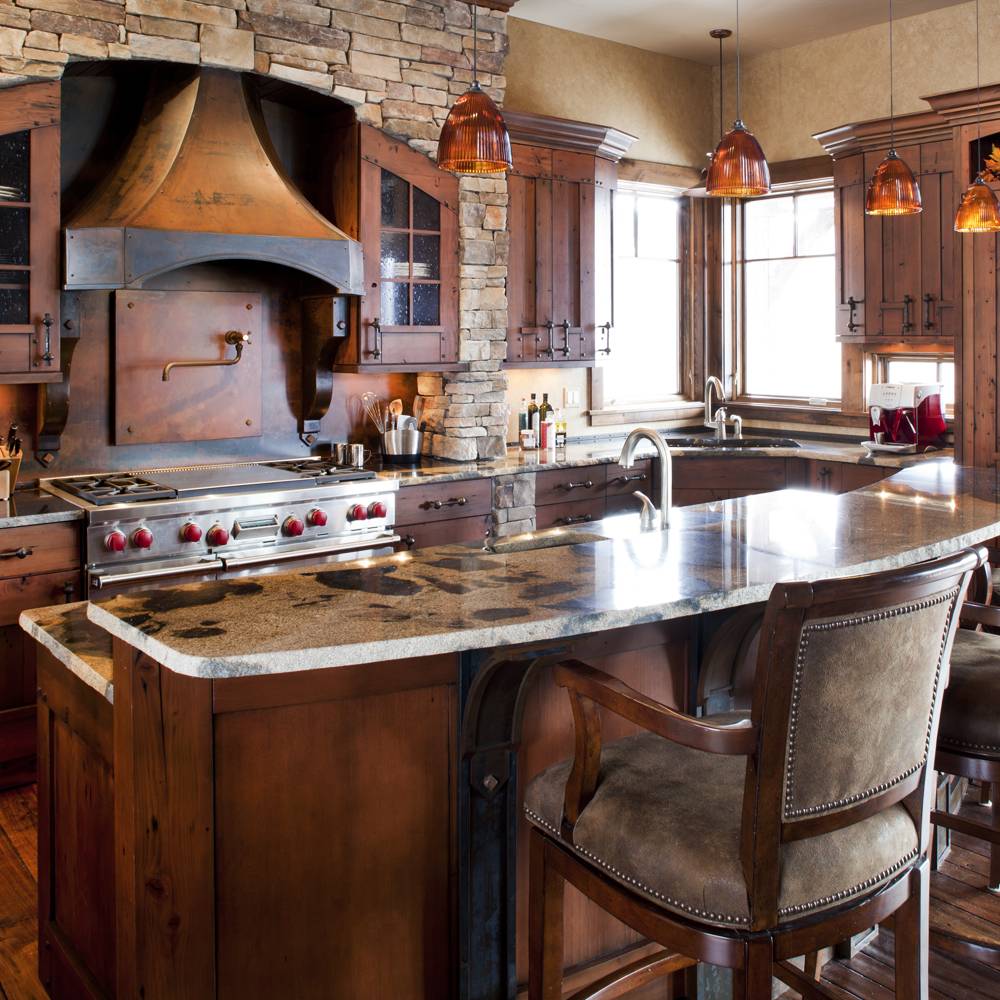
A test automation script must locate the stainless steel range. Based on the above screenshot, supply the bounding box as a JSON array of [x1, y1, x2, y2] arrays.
[[41, 459, 399, 593]]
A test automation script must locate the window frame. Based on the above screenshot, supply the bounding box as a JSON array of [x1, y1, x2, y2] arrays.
[[589, 180, 701, 423], [869, 351, 956, 416], [725, 179, 842, 409]]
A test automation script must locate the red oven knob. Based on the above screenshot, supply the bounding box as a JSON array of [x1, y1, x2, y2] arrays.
[[307, 508, 328, 527], [283, 516, 305, 537], [348, 503, 368, 522], [368, 501, 388, 519], [104, 530, 127, 553], [181, 522, 203, 543], [206, 525, 230, 547], [131, 527, 154, 550]]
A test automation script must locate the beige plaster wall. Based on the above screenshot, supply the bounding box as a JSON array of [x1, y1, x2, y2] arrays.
[[721, 0, 996, 163], [504, 16, 714, 168]]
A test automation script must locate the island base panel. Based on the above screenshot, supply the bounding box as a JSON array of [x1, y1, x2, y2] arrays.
[[34, 620, 698, 1000]]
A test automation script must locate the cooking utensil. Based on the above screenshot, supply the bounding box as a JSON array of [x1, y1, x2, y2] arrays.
[[388, 398, 403, 430], [361, 392, 386, 433], [5, 424, 16, 456]]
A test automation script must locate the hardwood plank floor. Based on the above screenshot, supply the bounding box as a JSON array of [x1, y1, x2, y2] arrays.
[[1, 786, 999, 999], [0, 785, 45, 1000]]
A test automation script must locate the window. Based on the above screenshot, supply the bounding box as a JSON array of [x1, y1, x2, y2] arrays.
[[727, 187, 840, 403], [872, 353, 955, 411], [596, 182, 682, 407]]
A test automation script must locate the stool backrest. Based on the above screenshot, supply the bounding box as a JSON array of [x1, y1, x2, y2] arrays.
[[742, 546, 984, 928]]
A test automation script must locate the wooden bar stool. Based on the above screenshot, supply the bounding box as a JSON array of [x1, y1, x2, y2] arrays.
[[931, 567, 1000, 961], [526, 548, 983, 1000]]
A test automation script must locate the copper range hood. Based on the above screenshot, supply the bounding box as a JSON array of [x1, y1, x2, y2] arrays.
[[64, 67, 363, 293]]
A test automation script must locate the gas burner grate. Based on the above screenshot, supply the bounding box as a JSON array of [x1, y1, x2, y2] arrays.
[[51, 474, 178, 506], [265, 459, 376, 482]]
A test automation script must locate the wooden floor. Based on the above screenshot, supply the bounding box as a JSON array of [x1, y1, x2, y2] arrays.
[[0, 787, 998, 999]]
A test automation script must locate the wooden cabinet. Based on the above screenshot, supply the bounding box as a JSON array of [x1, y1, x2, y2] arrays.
[[0, 519, 81, 788], [823, 128, 958, 345], [504, 112, 634, 368], [804, 460, 890, 494], [396, 478, 493, 551], [0, 81, 62, 383], [329, 124, 460, 371]]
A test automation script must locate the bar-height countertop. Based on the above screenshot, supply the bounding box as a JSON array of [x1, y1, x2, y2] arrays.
[[30, 460, 998, 681], [21, 458, 1000, 1000]]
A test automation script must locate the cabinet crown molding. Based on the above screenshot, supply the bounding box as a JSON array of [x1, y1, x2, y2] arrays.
[[503, 110, 638, 162], [815, 82, 1000, 157]]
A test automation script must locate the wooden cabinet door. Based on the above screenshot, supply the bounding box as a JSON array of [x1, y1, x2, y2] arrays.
[[834, 154, 867, 340], [507, 143, 601, 367], [357, 128, 459, 369], [0, 81, 61, 382], [508, 143, 553, 364], [864, 144, 923, 339], [918, 139, 959, 340]]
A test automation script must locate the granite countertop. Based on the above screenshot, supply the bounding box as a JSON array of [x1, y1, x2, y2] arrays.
[[58, 459, 997, 682], [375, 437, 950, 487], [0, 489, 84, 529], [22, 602, 114, 703]]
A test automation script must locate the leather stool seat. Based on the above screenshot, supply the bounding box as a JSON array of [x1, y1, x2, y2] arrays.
[[524, 712, 919, 931], [939, 629, 1000, 757]]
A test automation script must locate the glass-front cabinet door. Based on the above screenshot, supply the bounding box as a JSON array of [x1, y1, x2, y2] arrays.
[[358, 128, 459, 369], [0, 82, 60, 382]]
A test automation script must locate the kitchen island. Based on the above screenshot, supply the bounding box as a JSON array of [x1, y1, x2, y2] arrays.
[[21, 460, 1000, 1000]]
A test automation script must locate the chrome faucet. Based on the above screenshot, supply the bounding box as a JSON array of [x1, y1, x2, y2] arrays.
[[618, 427, 672, 530], [704, 376, 728, 440]]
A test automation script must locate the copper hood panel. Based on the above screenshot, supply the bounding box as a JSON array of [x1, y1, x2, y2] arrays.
[[65, 68, 363, 293]]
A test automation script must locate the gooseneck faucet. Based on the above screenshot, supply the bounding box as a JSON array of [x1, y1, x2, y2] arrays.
[[704, 375, 727, 440], [618, 427, 672, 530]]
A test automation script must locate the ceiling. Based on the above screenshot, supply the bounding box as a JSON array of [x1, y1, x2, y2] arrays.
[[510, 0, 971, 63]]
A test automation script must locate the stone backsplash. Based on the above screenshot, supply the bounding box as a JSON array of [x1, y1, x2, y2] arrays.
[[0, 0, 510, 461]]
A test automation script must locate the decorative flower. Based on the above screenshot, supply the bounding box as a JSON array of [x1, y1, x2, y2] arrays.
[[983, 143, 1000, 182]]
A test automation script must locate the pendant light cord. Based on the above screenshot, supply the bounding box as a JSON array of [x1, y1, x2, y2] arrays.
[[735, 0, 741, 121], [472, 3, 479, 86], [888, 0, 895, 151], [976, 0, 982, 173], [719, 33, 724, 138]]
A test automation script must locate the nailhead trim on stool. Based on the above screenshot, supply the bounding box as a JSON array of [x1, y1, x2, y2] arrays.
[[784, 590, 957, 819], [525, 808, 918, 926]]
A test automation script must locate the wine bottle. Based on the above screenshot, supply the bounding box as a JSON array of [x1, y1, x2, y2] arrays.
[[528, 393, 539, 435], [518, 397, 528, 433], [538, 392, 551, 425]]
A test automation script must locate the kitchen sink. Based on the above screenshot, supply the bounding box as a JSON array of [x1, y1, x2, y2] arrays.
[[662, 436, 800, 449], [484, 528, 608, 554]]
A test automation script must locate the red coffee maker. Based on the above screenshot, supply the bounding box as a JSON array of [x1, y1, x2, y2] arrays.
[[867, 383, 946, 453]]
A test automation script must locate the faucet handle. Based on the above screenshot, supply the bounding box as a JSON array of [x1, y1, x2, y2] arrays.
[[633, 490, 658, 531], [730, 414, 743, 439]]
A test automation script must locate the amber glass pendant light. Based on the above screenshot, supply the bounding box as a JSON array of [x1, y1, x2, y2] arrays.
[[954, 0, 1000, 232], [707, 0, 770, 197], [438, 4, 512, 175], [866, 0, 921, 215]]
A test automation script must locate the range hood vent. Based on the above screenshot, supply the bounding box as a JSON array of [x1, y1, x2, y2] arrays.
[[64, 67, 363, 293]]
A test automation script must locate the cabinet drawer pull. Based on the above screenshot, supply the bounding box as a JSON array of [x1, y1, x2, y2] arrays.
[[403, 535, 416, 549], [430, 497, 468, 510], [0, 547, 32, 560], [612, 473, 647, 485], [559, 514, 592, 525], [923, 293, 935, 330], [563, 480, 594, 491]]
